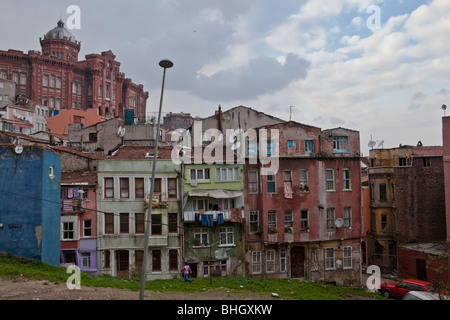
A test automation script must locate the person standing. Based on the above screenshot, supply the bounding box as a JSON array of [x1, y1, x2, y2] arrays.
[[181, 263, 192, 283]]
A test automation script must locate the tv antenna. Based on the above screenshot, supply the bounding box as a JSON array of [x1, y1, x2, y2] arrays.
[[442, 104, 447, 116], [368, 135, 376, 150]]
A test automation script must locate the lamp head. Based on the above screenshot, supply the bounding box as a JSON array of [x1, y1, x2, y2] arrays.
[[159, 59, 174, 69]]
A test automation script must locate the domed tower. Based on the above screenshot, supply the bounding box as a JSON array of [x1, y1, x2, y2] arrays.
[[40, 20, 80, 61]]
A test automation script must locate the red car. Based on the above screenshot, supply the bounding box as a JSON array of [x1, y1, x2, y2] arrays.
[[379, 279, 434, 299]]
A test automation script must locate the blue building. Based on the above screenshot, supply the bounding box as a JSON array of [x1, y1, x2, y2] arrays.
[[0, 145, 61, 266]]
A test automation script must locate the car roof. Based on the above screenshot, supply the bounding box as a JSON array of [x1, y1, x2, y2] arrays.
[[403, 279, 431, 285]]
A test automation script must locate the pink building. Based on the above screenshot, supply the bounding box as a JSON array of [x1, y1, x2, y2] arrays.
[[244, 121, 362, 285]]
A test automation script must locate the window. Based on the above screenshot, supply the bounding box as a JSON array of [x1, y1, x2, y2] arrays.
[[168, 178, 177, 199], [104, 178, 114, 199], [266, 140, 276, 155], [343, 246, 352, 269], [249, 211, 259, 233], [343, 169, 351, 190], [325, 248, 335, 270], [120, 178, 130, 199], [82, 253, 91, 269], [299, 169, 308, 191], [169, 250, 178, 271], [423, 158, 431, 167], [219, 227, 234, 245], [252, 251, 262, 274], [284, 211, 293, 232], [399, 158, 407, 166], [20, 74, 26, 85], [99, 84, 102, 98], [152, 250, 161, 271], [333, 136, 348, 153], [326, 169, 335, 191], [194, 228, 209, 246], [83, 220, 92, 237], [216, 167, 239, 181], [193, 199, 208, 211], [135, 178, 144, 199], [190, 168, 210, 181], [268, 211, 276, 232], [381, 214, 388, 230], [120, 213, 129, 234], [104, 250, 111, 268], [305, 140, 314, 153], [248, 170, 258, 193], [151, 214, 162, 235], [56, 78, 61, 89], [12, 73, 18, 83], [135, 213, 145, 234], [344, 207, 352, 229], [247, 140, 258, 155], [379, 183, 387, 201], [283, 170, 293, 199], [288, 140, 294, 148], [266, 171, 276, 193], [153, 178, 162, 201], [327, 208, 335, 231], [62, 222, 74, 240], [72, 82, 77, 94], [135, 250, 143, 269], [104, 213, 114, 234], [266, 250, 275, 273], [168, 212, 178, 233], [300, 210, 309, 232], [280, 249, 287, 272]]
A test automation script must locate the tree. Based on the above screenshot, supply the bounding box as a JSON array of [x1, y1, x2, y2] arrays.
[[426, 253, 450, 300]]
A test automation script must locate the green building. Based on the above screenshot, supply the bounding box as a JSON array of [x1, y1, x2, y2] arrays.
[[182, 162, 245, 277]]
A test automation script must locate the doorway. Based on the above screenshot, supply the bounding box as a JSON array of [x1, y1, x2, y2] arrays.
[[291, 246, 305, 278], [116, 250, 129, 278]]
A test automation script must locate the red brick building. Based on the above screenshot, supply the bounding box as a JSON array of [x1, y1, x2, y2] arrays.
[[244, 121, 362, 285], [0, 20, 148, 122]]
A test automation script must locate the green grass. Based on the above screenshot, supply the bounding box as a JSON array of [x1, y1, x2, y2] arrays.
[[0, 253, 384, 300]]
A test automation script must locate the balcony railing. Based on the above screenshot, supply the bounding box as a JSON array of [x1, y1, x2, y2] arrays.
[[62, 199, 86, 214]]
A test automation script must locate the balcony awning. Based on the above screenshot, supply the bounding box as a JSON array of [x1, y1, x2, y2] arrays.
[[183, 189, 243, 210], [187, 189, 243, 199]]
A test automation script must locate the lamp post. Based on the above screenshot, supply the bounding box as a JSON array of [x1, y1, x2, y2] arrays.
[[139, 59, 173, 300]]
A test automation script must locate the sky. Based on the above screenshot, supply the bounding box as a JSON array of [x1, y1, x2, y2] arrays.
[[1, 0, 449, 156]]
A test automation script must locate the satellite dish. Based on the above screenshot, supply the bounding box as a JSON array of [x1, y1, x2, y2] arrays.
[[335, 218, 344, 228], [368, 140, 376, 149], [442, 104, 447, 116], [14, 145, 23, 154], [378, 140, 384, 148]]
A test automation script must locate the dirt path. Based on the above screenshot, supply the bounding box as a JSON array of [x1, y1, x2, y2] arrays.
[[0, 278, 278, 300]]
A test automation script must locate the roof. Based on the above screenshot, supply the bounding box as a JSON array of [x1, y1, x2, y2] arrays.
[[399, 242, 447, 256], [61, 171, 97, 185], [44, 20, 78, 44], [107, 146, 175, 160], [49, 146, 106, 160], [412, 146, 443, 156]]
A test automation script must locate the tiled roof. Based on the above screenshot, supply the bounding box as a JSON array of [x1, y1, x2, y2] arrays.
[[61, 170, 97, 185], [108, 146, 175, 160], [412, 146, 443, 156], [49, 146, 106, 159]]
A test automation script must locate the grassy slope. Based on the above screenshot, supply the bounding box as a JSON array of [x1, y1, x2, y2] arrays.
[[0, 253, 383, 300]]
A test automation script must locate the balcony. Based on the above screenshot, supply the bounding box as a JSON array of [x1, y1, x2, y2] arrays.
[[183, 208, 243, 224], [62, 199, 86, 214]]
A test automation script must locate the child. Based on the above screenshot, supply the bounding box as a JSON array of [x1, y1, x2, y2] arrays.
[[181, 263, 192, 283]]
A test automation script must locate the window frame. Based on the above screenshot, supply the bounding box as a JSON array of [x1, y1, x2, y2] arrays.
[[104, 177, 114, 199], [343, 168, 351, 191], [168, 178, 177, 199], [325, 247, 336, 270], [219, 227, 234, 246], [305, 140, 314, 153], [266, 171, 276, 194], [266, 250, 276, 273], [135, 178, 145, 199], [135, 212, 145, 234], [248, 169, 259, 194], [343, 246, 353, 269], [151, 214, 162, 235], [251, 251, 262, 274], [326, 169, 335, 191], [119, 213, 129, 234], [104, 213, 114, 234], [333, 136, 349, 153], [326, 208, 335, 231], [119, 177, 130, 199], [249, 210, 259, 233]]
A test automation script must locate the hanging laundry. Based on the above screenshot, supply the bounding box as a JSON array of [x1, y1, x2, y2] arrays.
[[195, 213, 200, 224], [202, 214, 208, 226], [63, 200, 72, 212], [207, 214, 214, 227], [217, 213, 224, 225], [284, 181, 293, 199], [73, 187, 79, 198], [68, 188, 74, 199]]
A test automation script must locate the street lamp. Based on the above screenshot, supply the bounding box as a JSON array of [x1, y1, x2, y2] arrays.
[[139, 59, 173, 300]]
